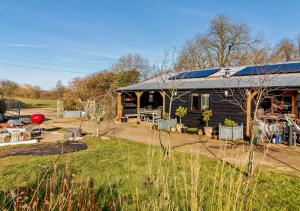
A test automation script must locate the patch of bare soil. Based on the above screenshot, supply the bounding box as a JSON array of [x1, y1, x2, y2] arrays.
[[0, 141, 87, 158]]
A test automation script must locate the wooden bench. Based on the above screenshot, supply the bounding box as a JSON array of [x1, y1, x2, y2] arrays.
[[125, 114, 137, 118]]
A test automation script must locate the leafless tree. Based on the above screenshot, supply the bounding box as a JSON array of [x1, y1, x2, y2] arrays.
[[155, 50, 192, 119], [176, 15, 261, 70], [176, 35, 215, 71], [223, 64, 288, 176], [208, 15, 261, 67], [112, 53, 153, 81], [273, 38, 297, 62]]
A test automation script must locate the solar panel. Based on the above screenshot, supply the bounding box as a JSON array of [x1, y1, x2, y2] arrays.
[[234, 63, 300, 76], [169, 68, 220, 80]]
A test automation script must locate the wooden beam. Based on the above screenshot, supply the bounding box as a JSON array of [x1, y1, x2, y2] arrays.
[[135, 91, 143, 124], [296, 93, 299, 117], [117, 92, 123, 122], [159, 91, 166, 117], [292, 94, 297, 116], [246, 90, 257, 137]]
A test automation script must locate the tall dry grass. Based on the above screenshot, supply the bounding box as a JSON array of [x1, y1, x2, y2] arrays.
[[0, 133, 274, 210]]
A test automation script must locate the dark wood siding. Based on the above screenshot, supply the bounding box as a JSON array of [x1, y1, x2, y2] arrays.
[[165, 89, 246, 132]]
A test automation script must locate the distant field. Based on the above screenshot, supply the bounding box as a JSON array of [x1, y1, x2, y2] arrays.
[[16, 98, 56, 108]]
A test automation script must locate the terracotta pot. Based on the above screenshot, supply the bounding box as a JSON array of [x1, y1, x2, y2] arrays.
[[176, 124, 183, 132], [204, 127, 213, 137], [170, 127, 176, 132]]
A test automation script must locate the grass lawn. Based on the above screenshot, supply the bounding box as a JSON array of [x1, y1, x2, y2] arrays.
[[0, 137, 299, 210], [16, 97, 56, 108]]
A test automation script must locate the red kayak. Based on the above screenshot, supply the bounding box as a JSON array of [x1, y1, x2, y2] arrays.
[[31, 114, 45, 124]]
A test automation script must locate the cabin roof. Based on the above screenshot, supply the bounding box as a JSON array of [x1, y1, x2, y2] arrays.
[[117, 62, 300, 91]]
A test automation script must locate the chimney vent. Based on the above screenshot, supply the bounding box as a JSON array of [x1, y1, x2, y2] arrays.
[[224, 68, 231, 78]]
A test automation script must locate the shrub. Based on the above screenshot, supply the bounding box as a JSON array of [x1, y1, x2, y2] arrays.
[[63, 98, 82, 111], [0, 100, 6, 114], [163, 112, 169, 120], [187, 127, 198, 132], [175, 106, 187, 124], [224, 118, 238, 127], [202, 109, 212, 127]]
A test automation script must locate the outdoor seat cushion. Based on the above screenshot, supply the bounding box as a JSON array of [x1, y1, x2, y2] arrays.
[[7, 119, 23, 126]]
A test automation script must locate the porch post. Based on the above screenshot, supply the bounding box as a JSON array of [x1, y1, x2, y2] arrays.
[[117, 92, 123, 122], [296, 92, 299, 117], [159, 91, 166, 117], [246, 90, 257, 137], [135, 91, 143, 124], [292, 94, 297, 116]]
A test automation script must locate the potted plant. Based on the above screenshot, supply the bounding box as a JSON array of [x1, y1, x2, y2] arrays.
[[219, 118, 243, 141], [157, 112, 177, 131], [224, 118, 238, 127], [175, 106, 187, 132], [187, 127, 198, 135], [202, 109, 213, 137], [198, 129, 203, 136], [181, 126, 188, 133]]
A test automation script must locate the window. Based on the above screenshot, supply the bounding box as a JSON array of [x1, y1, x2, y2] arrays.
[[191, 93, 200, 111], [201, 94, 210, 110], [190, 93, 210, 111]]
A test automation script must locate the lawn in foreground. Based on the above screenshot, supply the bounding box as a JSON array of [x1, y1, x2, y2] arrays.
[[0, 137, 299, 210]]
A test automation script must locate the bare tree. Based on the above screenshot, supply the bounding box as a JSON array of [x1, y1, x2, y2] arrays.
[[208, 15, 261, 67], [273, 38, 297, 62], [176, 35, 215, 71], [223, 65, 287, 176], [176, 15, 261, 70], [112, 53, 153, 81], [155, 50, 192, 119]]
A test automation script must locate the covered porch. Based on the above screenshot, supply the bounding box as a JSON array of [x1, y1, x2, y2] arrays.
[[246, 89, 300, 144], [117, 90, 166, 123]]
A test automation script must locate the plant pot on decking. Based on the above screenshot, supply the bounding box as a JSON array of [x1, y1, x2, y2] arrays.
[[204, 127, 213, 137], [176, 123, 183, 132]]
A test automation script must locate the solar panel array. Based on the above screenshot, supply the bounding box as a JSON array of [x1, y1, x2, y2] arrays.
[[169, 68, 220, 80], [234, 63, 300, 76]]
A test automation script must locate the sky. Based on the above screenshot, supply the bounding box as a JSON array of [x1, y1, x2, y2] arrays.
[[0, 0, 300, 89]]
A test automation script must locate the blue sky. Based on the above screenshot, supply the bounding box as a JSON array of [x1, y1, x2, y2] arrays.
[[0, 0, 300, 89]]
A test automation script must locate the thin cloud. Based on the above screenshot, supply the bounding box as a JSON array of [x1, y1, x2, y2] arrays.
[[0, 43, 48, 48]]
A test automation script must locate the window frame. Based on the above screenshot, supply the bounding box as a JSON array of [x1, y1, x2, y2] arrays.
[[190, 93, 201, 112], [200, 93, 210, 110]]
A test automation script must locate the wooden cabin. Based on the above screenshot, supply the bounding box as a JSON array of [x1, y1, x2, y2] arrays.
[[116, 62, 300, 138]]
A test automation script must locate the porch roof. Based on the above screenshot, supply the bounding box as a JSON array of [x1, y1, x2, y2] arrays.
[[117, 72, 300, 91]]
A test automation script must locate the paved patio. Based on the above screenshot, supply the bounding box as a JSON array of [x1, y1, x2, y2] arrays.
[[115, 121, 300, 174]]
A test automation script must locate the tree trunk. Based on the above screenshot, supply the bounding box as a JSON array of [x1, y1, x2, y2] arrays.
[[168, 95, 173, 119]]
